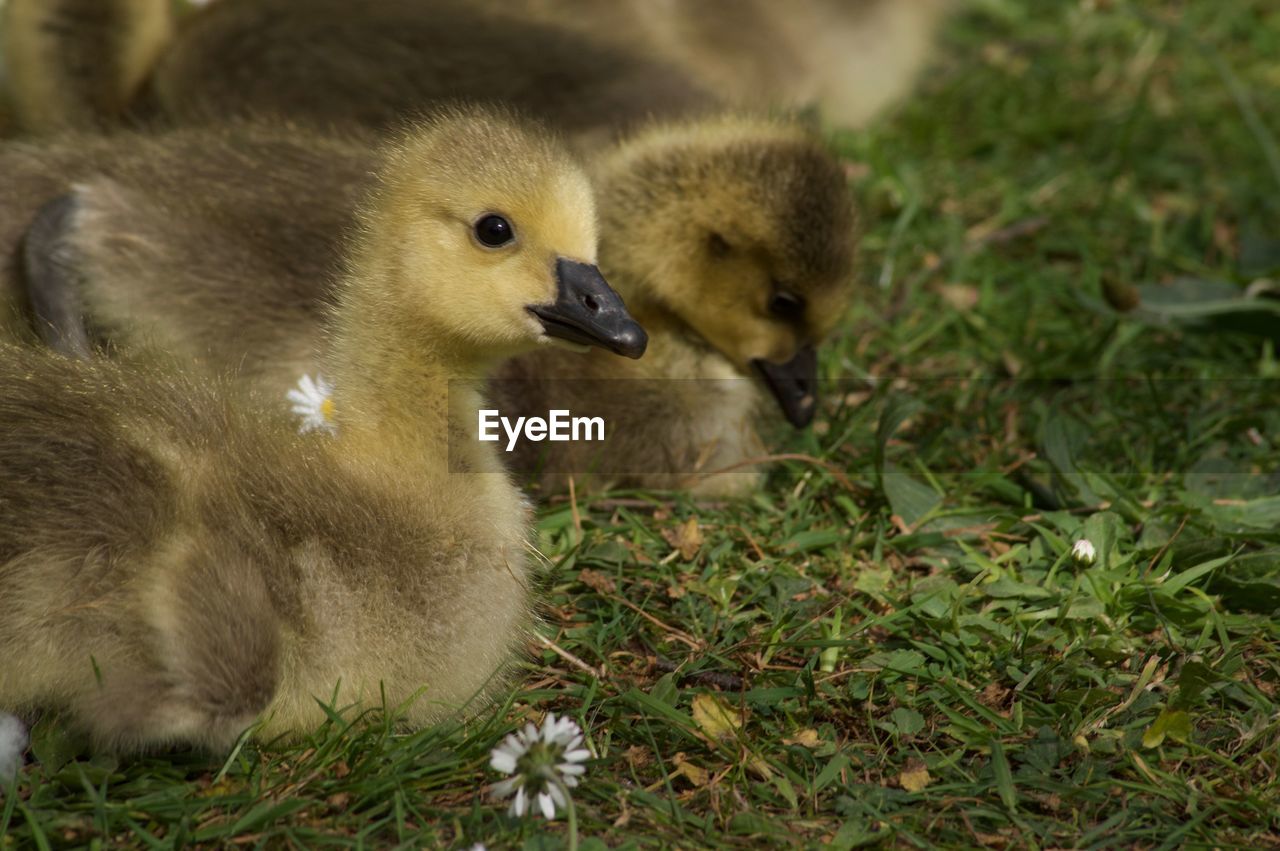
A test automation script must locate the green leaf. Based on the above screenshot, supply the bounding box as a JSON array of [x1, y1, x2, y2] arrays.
[[887, 708, 925, 736], [989, 738, 1017, 811], [1197, 495, 1280, 533], [1161, 553, 1234, 594], [1133, 277, 1280, 344], [28, 715, 85, 775], [1174, 661, 1223, 709], [623, 689, 699, 736], [874, 395, 923, 480], [782, 528, 847, 553], [1041, 415, 1102, 506], [772, 773, 799, 810], [830, 819, 894, 850], [649, 673, 679, 707], [882, 465, 942, 528], [1143, 708, 1192, 748], [815, 754, 851, 792]]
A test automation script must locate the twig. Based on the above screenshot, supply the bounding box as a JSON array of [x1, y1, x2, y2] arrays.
[[607, 594, 703, 650], [537, 634, 602, 680]]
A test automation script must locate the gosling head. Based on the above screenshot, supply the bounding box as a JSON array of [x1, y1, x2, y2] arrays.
[[593, 115, 856, 427], [344, 107, 648, 368]]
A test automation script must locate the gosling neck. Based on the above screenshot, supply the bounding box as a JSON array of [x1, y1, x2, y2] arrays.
[[322, 282, 500, 475]]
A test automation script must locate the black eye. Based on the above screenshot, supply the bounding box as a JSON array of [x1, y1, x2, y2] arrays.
[[474, 214, 514, 247], [769, 291, 806, 322]]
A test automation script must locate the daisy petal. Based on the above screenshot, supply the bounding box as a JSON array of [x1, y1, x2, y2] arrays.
[[492, 777, 520, 798], [537, 792, 556, 820], [547, 784, 567, 808], [512, 786, 527, 817], [489, 750, 517, 774]]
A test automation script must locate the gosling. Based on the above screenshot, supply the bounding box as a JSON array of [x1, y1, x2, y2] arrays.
[[0, 106, 645, 753]]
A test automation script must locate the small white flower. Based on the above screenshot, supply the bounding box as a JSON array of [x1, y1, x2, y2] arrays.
[[490, 713, 591, 820], [0, 713, 27, 781], [286, 374, 337, 435], [1071, 538, 1097, 566]]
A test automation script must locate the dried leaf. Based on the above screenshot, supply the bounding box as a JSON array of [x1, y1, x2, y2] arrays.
[[663, 517, 704, 561], [623, 745, 652, 770], [937, 283, 979, 312], [783, 729, 822, 748], [671, 752, 709, 786], [691, 692, 742, 741], [898, 760, 933, 793], [577, 568, 617, 594], [745, 753, 774, 780]]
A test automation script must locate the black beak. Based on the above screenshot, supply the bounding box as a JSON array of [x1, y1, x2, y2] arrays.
[[753, 344, 819, 428], [528, 258, 648, 359]]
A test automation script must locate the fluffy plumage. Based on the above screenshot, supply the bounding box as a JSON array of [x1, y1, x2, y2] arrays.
[[0, 107, 607, 752], [0, 0, 860, 496]]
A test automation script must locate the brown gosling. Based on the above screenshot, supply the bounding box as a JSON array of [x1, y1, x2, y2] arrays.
[[1, 0, 174, 133], [485, 0, 953, 128], [0, 0, 948, 135], [0, 0, 716, 141], [0, 106, 645, 753]]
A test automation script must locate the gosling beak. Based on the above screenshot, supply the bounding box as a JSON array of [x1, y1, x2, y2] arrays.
[[753, 344, 819, 428], [529, 258, 648, 359]]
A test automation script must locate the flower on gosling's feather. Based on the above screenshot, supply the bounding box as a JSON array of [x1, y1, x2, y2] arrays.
[[287, 374, 337, 435]]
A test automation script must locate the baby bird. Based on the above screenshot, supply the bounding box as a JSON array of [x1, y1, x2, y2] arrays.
[[1, 0, 174, 133], [0, 0, 947, 135], [0, 107, 646, 752], [495, 115, 856, 494], [0, 0, 716, 142], [488, 0, 952, 128], [1, 113, 853, 494], [1, 0, 859, 494]]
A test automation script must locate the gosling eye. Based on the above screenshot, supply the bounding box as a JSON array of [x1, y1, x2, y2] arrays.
[[474, 213, 516, 248], [768, 291, 806, 322]]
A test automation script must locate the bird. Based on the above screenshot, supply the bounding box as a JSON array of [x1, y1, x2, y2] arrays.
[[477, 0, 953, 129], [494, 114, 856, 495], [1, 111, 854, 494], [0, 106, 647, 753], [0, 0, 717, 143], [0, 0, 949, 135], [1, 0, 175, 133], [1, 0, 859, 495]]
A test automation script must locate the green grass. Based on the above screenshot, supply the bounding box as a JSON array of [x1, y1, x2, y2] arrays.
[[5, 1, 1280, 847]]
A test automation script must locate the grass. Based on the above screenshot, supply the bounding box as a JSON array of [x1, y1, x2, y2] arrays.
[[4, 0, 1280, 847]]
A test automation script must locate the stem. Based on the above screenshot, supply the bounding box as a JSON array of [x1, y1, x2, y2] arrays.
[[561, 779, 578, 851]]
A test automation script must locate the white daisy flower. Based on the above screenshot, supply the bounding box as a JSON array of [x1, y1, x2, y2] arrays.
[[0, 713, 27, 781], [287, 374, 337, 436], [490, 713, 591, 820], [1071, 538, 1097, 566]]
